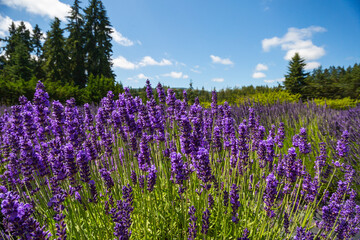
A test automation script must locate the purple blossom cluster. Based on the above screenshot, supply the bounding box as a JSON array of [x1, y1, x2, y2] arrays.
[[0, 81, 359, 239]]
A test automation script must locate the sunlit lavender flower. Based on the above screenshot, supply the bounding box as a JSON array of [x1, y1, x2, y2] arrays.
[[264, 172, 278, 218], [212, 126, 222, 151], [156, 83, 166, 103], [211, 90, 218, 116], [76, 150, 90, 183], [201, 208, 210, 235], [336, 130, 350, 157], [146, 79, 153, 99], [0, 190, 51, 239], [89, 180, 98, 203], [138, 134, 151, 171], [100, 168, 114, 191], [131, 170, 137, 185], [170, 152, 189, 186], [274, 122, 285, 148], [179, 115, 193, 155], [194, 148, 212, 185], [64, 143, 78, 180], [294, 227, 314, 240], [230, 184, 240, 223], [188, 206, 197, 240], [238, 228, 250, 240], [139, 175, 145, 189], [147, 165, 157, 192]]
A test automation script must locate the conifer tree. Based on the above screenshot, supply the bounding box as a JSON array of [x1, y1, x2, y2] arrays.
[[66, 0, 87, 87], [43, 17, 69, 83], [2, 22, 33, 81], [284, 53, 308, 96], [84, 0, 114, 79], [32, 24, 45, 79]]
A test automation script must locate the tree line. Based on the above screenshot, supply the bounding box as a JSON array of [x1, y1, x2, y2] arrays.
[[0, 0, 123, 104], [0, 0, 359, 105], [284, 53, 360, 100]]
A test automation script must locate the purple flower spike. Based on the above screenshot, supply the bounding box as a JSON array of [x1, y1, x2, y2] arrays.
[[201, 208, 210, 235], [146, 79, 153, 99], [230, 184, 240, 223], [188, 206, 197, 240], [100, 168, 114, 191], [336, 130, 350, 158], [264, 172, 278, 218], [147, 165, 157, 192]]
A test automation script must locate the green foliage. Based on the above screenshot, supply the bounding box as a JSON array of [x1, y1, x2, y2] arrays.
[[43, 17, 70, 83], [84, 0, 114, 79], [66, 0, 86, 88], [82, 74, 123, 103], [311, 97, 359, 110], [284, 52, 308, 96], [236, 90, 301, 105]]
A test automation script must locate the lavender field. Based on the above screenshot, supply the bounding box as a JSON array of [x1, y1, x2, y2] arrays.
[[0, 81, 359, 239]]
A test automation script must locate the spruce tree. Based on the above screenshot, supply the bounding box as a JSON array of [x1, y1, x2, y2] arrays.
[[84, 0, 114, 79], [66, 0, 87, 88], [284, 53, 308, 96], [32, 24, 45, 79], [2, 22, 33, 82], [43, 17, 69, 83]]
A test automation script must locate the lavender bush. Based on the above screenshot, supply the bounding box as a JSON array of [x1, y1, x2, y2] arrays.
[[0, 80, 359, 239]]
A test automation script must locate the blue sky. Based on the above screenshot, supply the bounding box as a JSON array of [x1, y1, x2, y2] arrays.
[[0, 0, 359, 90]]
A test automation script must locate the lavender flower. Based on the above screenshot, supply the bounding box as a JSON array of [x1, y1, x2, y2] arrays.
[[188, 206, 197, 240], [193, 148, 212, 185], [274, 122, 285, 148], [156, 83, 166, 103], [264, 173, 278, 218], [100, 168, 114, 191], [336, 130, 350, 157], [230, 184, 240, 223], [170, 152, 189, 186], [76, 150, 90, 183], [146, 79, 153, 99], [147, 165, 157, 192], [201, 208, 210, 235]]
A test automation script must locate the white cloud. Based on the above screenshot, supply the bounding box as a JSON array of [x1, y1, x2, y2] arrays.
[[113, 56, 172, 69], [212, 78, 224, 82], [262, 26, 326, 61], [162, 71, 188, 79], [113, 56, 137, 70], [264, 78, 285, 83], [255, 63, 268, 71], [127, 73, 151, 82], [136, 73, 150, 80], [1, 0, 71, 21], [252, 72, 266, 79], [304, 61, 321, 70], [190, 68, 201, 73], [139, 56, 172, 67], [111, 28, 134, 46], [0, 14, 33, 37], [210, 55, 234, 65]]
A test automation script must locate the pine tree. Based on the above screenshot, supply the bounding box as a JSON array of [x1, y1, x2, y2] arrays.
[[284, 53, 308, 96], [31, 24, 45, 79], [84, 0, 114, 79], [43, 17, 69, 83], [2, 22, 33, 81], [66, 0, 87, 88]]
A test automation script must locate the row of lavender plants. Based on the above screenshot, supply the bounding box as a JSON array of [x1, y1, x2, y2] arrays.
[[0, 81, 359, 239], [232, 100, 360, 191]]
